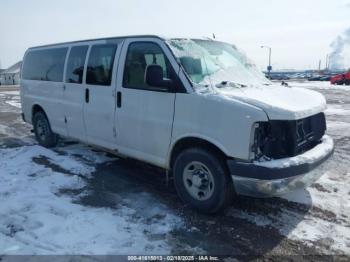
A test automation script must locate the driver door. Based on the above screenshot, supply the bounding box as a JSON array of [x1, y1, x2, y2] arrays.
[[115, 38, 179, 167]]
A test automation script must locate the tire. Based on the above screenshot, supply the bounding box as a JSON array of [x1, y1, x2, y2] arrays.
[[173, 147, 234, 214], [33, 111, 58, 148]]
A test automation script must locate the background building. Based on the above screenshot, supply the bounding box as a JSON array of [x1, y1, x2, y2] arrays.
[[0, 61, 22, 86]]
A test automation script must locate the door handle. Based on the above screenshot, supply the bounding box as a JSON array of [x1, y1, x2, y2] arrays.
[[117, 91, 122, 108], [85, 88, 89, 103]]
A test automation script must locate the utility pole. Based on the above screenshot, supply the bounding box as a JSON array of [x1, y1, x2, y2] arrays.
[[318, 60, 322, 72], [261, 45, 272, 77]]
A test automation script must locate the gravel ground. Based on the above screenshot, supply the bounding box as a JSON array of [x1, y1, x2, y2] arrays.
[[0, 82, 349, 259]]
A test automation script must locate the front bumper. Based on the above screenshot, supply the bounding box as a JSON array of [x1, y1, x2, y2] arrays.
[[228, 135, 334, 197]]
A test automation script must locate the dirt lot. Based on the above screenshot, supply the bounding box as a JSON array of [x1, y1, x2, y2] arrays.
[[0, 82, 349, 258]]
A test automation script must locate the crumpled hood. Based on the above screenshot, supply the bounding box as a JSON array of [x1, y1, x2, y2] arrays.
[[218, 85, 327, 120]]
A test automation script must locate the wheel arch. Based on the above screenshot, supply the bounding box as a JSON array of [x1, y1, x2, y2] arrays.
[[168, 135, 229, 170], [31, 104, 47, 122]]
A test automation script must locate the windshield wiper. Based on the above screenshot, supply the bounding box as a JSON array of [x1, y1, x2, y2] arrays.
[[215, 81, 247, 88]]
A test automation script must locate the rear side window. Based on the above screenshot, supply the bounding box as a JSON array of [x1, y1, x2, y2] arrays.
[[86, 44, 117, 86], [22, 48, 68, 82], [65, 46, 88, 84]]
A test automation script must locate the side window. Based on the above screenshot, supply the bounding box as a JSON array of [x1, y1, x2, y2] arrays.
[[123, 42, 172, 89], [22, 48, 68, 82], [86, 44, 117, 86], [66, 46, 88, 84]]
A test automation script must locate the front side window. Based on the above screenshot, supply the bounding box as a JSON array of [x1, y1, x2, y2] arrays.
[[22, 48, 68, 82], [123, 42, 172, 89], [86, 44, 117, 86], [66, 46, 88, 84]]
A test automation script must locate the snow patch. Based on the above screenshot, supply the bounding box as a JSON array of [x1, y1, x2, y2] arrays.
[[0, 145, 183, 254], [6, 100, 21, 109], [325, 105, 350, 116], [1, 90, 20, 95], [0, 124, 14, 136], [289, 81, 350, 91]]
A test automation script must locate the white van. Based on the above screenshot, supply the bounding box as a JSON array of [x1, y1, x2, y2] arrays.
[[20, 35, 334, 213]]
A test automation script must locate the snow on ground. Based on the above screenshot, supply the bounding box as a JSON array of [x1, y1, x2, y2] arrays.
[[327, 121, 350, 137], [288, 81, 350, 90], [228, 159, 350, 253], [326, 105, 350, 116], [238, 162, 350, 253], [1, 90, 20, 96], [3, 90, 21, 109], [0, 124, 13, 136], [5, 100, 21, 109], [0, 90, 21, 114], [0, 144, 183, 254]]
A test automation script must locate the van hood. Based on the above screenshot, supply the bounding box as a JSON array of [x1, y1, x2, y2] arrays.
[[217, 84, 327, 120]]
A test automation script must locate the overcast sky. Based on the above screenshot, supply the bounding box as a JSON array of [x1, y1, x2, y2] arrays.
[[0, 0, 349, 70]]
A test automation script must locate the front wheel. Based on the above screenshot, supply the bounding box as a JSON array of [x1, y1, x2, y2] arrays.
[[173, 148, 234, 213], [33, 111, 58, 148]]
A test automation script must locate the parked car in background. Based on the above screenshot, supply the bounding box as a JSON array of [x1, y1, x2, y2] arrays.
[[267, 74, 290, 81], [308, 75, 322, 81], [330, 72, 350, 85], [20, 35, 334, 213], [319, 75, 334, 81]]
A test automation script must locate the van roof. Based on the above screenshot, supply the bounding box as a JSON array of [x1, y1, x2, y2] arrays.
[[28, 35, 165, 50]]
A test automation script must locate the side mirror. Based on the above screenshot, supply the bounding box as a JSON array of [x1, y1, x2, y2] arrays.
[[145, 65, 173, 90]]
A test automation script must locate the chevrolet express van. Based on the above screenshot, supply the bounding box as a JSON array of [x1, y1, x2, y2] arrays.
[[20, 35, 334, 213]]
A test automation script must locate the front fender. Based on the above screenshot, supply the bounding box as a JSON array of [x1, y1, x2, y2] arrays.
[[171, 93, 269, 162]]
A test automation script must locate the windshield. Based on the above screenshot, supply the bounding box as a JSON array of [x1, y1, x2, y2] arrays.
[[167, 39, 270, 89]]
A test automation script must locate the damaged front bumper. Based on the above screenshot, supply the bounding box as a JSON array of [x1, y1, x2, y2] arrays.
[[227, 135, 334, 197]]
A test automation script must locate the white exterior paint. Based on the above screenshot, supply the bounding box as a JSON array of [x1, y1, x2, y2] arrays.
[[114, 38, 181, 167], [20, 36, 327, 169], [218, 85, 327, 120], [62, 45, 87, 142]]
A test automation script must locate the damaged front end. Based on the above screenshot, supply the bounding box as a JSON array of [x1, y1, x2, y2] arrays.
[[228, 112, 333, 197], [251, 112, 327, 160]]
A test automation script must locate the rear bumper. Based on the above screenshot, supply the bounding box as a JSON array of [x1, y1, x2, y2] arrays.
[[228, 135, 334, 197]]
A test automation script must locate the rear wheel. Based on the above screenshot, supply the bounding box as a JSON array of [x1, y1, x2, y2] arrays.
[[33, 111, 58, 148], [173, 147, 234, 213]]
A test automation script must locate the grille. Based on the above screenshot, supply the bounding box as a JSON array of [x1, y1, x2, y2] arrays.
[[254, 113, 326, 159], [295, 113, 326, 155]]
